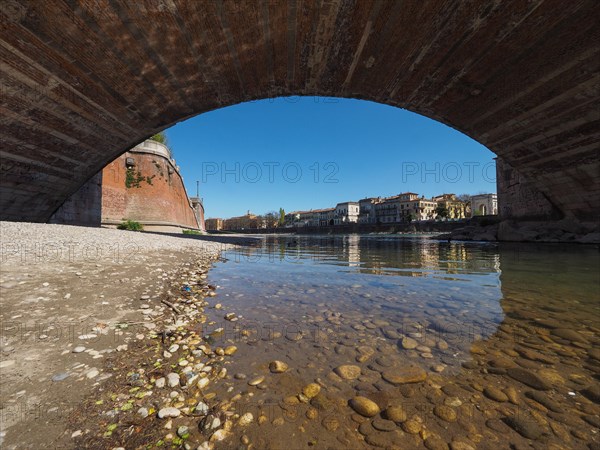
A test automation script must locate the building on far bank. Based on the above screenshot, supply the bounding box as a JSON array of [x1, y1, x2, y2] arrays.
[[358, 197, 380, 223], [470, 193, 498, 216], [433, 193, 468, 219], [205, 218, 223, 231], [334, 201, 359, 225]]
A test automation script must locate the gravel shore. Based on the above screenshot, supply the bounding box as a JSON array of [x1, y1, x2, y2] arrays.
[[0, 222, 230, 449]]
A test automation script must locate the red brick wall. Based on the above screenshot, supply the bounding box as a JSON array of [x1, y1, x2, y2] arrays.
[[102, 151, 199, 229]]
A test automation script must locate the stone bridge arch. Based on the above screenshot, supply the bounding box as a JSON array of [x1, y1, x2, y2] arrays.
[[1, 0, 598, 222]]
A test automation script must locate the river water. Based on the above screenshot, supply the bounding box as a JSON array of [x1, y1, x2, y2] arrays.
[[204, 235, 599, 449]]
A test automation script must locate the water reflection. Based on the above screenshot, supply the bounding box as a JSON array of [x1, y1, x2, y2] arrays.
[[206, 235, 599, 449]]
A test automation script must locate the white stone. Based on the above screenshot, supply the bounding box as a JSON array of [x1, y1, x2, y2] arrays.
[[158, 407, 181, 419]]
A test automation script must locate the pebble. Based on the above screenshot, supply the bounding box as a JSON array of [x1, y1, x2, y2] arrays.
[[525, 390, 561, 412], [52, 372, 69, 382], [238, 412, 254, 426], [551, 328, 588, 343], [0, 360, 16, 369], [85, 368, 99, 379], [248, 376, 265, 386], [72, 346, 86, 353], [384, 406, 407, 422], [269, 360, 288, 373], [176, 426, 189, 438], [401, 337, 418, 349], [167, 372, 180, 388], [401, 420, 421, 434], [483, 386, 508, 402], [434, 405, 457, 422], [503, 413, 543, 439], [322, 416, 339, 431], [334, 364, 361, 380], [349, 396, 380, 417], [155, 377, 166, 388], [223, 345, 237, 355], [158, 407, 181, 419], [194, 402, 209, 415], [425, 436, 450, 450], [137, 407, 149, 418], [371, 418, 396, 431], [302, 383, 321, 399], [382, 366, 427, 385], [506, 368, 551, 390]]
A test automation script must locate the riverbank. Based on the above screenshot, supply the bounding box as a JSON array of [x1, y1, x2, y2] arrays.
[[436, 219, 600, 244], [0, 222, 233, 449]]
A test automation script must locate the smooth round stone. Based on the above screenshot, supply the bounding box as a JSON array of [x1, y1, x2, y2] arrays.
[[372, 418, 396, 431], [366, 433, 392, 448], [503, 413, 543, 439], [401, 420, 421, 434], [234, 373, 247, 380], [375, 356, 394, 367], [382, 366, 427, 385], [158, 407, 181, 418], [551, 328, 588, 343], [248, 376, 265, 386], [384, 406, 407, 423], [167, 372, 180, 388], [177, 426, 189, 438], [506, 368, 551, 390], [425, 436, 450, 450], [223, 345, 237, 355], [444, 397, 462, 407], [349, 396, 380, 417], [303, 383, 321, 399], [306, 407, 318, 420], [334, 364, 361, 380], [72, 346, 86, 353], [434, 405, 457, 422], [269, 360, 288, 373], [321, 416, 339, 431], [484, 386, 508, 402], [238, 412, 253, 426], [401, 337, 418, 349], [358, 421, 375, 436]]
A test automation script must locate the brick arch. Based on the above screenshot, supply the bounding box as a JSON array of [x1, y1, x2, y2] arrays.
[[1, 0, 598, 222]]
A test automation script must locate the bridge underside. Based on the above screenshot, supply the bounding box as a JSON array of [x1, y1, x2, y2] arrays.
[[1, 0, 598, 222]]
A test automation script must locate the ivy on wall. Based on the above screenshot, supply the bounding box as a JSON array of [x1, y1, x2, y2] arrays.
[[125, 168, 155, 188]]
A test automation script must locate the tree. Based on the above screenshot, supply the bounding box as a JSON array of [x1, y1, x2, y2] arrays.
[[278, 208, 285, 226], [435, 205, 449, 219], [264, 211, 278, 228], [150, 132, 173, 156]]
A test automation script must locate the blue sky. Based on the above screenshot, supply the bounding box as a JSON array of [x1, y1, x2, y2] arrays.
[[167, 97, 496, 219]]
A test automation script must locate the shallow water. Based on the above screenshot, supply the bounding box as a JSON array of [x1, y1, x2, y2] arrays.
[[205, 235, 600, 449]]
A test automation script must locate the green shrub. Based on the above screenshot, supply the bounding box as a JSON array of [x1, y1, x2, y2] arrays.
[[183, 229, 202, 235], [117, 220, 143, 231]]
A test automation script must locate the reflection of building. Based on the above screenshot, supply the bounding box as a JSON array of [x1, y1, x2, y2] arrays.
[[334, 202, 359, 225], [470, 194, 498, 216], [205, 218, 223, 230]]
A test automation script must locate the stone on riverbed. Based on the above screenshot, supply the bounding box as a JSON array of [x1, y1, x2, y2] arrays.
[[302, 383, 321, 399], [158, 407, 181, 419], [506, 368, 551, 390], [269, 361, 288, 373], [551, 328, 588, 343], [400, 337, 418, 349], [349, 396, 380, 417], [384, 406, 407, 423], [167, 372, 180, 388], [483, 386, 508, 402], [382, 366, 426, 385], [334, 364, 361, 380], [503, 413, 543, 439]]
